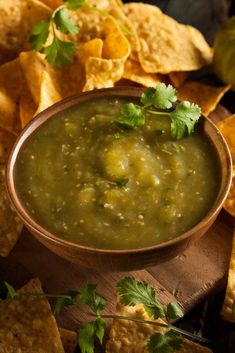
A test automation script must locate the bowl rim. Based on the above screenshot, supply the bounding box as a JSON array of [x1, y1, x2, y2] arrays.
[[6, 87, 233, 255]]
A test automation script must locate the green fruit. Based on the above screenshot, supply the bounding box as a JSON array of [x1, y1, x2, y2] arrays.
[[213, 16, 235, 90]]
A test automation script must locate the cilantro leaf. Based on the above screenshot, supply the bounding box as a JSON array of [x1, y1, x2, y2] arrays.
[[170, 101, 201, 140], [79, 284, 107, 315], [66, 0, 87, 10], [78, 318, 106, 353], [117, 103, 145, 128], [147, 331, 182, 353], [141, 83, 177, 109], [78, 321, 96, 353], [115, 178, 129, 187], [94, 317, 106, 343], [54, 8, 79, 34], [116, 277, 165, 319], [166, 303, 184, 320], [30, 20, 50, 51], [54, 290, 79, 315], [4, 282, 18, 300], [44, 37, 75, 66]]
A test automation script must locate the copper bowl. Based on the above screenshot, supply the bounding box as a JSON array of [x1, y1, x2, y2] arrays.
[[6, 88, 233, 271]]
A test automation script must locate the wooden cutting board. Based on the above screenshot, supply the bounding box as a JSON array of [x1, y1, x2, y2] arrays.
[[0, 105, 234, 335]]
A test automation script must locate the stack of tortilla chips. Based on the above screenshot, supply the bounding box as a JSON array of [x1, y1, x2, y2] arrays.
[[0, 0, 232, 255]]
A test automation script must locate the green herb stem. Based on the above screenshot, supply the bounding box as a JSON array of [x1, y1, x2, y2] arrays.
[[88, 312, 209, 344]]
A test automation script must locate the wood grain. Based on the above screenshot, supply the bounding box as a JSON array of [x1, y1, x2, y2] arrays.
[[0, 105, 234, 341]]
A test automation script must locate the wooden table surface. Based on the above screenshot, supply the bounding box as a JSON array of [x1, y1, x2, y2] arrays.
[[0, 105, 234, 335]]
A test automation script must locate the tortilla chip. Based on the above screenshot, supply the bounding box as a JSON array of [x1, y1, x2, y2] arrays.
[[59, 328, 77, 353], [19, 51, 46, 106], [19, 80, 38, 128], [223, 168, 235, 218], [221, 226, 235, 322], [77, 38, 103, 66], [217, 114, 235, 164], [102, 16, 131, 59], [83, 57, 126, 91], [0, 278, 65, 352], [0, 128, 16, 164], [39, 0, 63, 8], [0, 166, 23, 257], [106, 301, 212, 353], [0, 0, 51, 65], [123, 59, 161, 87], [109, 4, 140, 53], [178, 81, 230, 116], [123, 3, 212, 74], [35, 70, 62, 115], [169, 71, 189, 88]]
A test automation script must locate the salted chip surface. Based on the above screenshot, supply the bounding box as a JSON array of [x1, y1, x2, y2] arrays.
[[106, 301, 212, 353], [178, 81, 230, 116], [123, 3, 212, 74], [0, 0, 51, 65], [0, 278, 65, 352], [59, 328, 77, 353], [221, 227, 235, 322], [123, 59, 161, 87], [39, 0, 63, 8]]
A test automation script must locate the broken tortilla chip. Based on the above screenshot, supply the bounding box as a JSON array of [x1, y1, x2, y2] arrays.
[[123, 59, 161, 87], [0, 165, 23, 257], [0, 278, 65, 352], [106, 301, 212, 353], [178, 81, 230, 116], [0, 0, 51, 65], [59, 328, 77, 353], [123, 3, 212, 74], [221, 226, 235, 322], [223, 168, 235, 218]]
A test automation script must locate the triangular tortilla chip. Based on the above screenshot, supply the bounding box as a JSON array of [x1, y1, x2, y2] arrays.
[[123, 3, 212, 74], [178, 81, 230, 116], [0, 278, 65, 352]]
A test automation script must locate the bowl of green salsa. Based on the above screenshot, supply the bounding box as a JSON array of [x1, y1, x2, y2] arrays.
[[6, 86, 232, 270]]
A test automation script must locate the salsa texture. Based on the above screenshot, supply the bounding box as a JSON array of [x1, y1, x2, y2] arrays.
[[15, 97, 220, 250]]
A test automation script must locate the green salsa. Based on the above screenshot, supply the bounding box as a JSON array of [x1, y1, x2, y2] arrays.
[[15, 97, 220, 250]]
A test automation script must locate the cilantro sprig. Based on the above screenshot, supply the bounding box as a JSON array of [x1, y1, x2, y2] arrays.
[[117, 83, 201, 140], [30, 0, 86, 65], [4, 278, 209, 353]]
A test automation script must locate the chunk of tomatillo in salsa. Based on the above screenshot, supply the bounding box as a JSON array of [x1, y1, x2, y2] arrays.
[[15, 97, 220, 250]]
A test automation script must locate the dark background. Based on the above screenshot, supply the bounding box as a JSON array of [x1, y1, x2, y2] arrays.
[[124, 1, 235, 352]]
